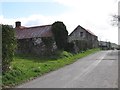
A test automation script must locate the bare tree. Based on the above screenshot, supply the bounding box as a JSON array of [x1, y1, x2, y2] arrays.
[[112, 15, 120, 26]]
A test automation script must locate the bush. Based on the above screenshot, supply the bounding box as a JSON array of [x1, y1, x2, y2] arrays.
[[65, 42, 74, 52], [2, 25, 16, 73], [52, 21, 68, 50], [2, 69, 23, 86], [60, 51, 73, 58]]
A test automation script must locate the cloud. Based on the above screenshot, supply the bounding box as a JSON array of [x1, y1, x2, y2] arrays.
[[53, 0, 118, 43], [0, 0, 53, 2], [1, 0, 118, 44], [1, 14, 54, 27]]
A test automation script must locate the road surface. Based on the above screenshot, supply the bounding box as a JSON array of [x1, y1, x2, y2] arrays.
[[16, 50, 118, 88]]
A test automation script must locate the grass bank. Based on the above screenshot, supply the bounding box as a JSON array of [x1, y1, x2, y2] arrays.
[[2, 48, 100, 88]]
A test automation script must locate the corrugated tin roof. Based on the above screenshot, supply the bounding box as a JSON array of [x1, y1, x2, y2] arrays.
[[15, 25, 53, 39]]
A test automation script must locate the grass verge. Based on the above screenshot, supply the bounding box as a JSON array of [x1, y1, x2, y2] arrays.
[[2, 48, 100, 88]]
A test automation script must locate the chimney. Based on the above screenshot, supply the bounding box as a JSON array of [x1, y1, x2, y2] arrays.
[[15, 21, 21, 28]]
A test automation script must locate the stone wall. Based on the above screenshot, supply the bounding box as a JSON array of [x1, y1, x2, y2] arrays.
[[16, 37, 57, 56]]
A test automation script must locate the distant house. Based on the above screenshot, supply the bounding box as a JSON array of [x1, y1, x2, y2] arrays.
[[15, 21, 57, 56], [111, 43, 118, 50], [69, 25, 98, 52], [99, 41, 111, 50], [99, 41, 118, 50]]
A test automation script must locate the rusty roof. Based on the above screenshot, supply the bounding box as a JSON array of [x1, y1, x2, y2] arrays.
[[15, 25, 53, 39]]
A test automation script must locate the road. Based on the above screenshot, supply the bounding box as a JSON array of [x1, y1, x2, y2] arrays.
[[16, 50, 118, 88]]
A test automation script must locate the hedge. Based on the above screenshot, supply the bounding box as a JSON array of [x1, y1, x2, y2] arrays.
[[2, 25, 16, 73]]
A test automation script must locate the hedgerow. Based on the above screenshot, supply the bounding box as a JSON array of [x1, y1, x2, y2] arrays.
[[2, 25, 16, 73]]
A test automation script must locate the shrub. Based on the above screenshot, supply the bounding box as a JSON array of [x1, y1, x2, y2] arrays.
[[2, 25, 16, 73], [64, 42, 74, 52], [52, 21, 68, 50], [59, 51, 73, 58]]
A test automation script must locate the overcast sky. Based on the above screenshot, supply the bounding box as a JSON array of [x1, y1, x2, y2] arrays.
[[0, 0, 119, 44]]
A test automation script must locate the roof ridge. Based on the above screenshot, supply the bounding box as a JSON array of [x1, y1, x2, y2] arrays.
[[27, 24, 52, 29], [69, 25, 97, 36], [16, 24, 52, 30]]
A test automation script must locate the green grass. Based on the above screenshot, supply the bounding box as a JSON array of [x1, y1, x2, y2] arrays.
[[2, 48, 100, 88]]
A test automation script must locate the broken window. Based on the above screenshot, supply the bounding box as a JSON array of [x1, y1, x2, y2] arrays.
[[80, 32, 83, 37]]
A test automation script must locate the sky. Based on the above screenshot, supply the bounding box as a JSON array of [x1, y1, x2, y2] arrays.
[[0, 0, 119, 44]]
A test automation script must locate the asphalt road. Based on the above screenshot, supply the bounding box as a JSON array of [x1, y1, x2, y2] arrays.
[[16, 50, 118, 88]]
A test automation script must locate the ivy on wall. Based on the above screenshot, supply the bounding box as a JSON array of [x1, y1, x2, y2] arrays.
[[2, 25, 16, 73], [52, 21, 68, 50]]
